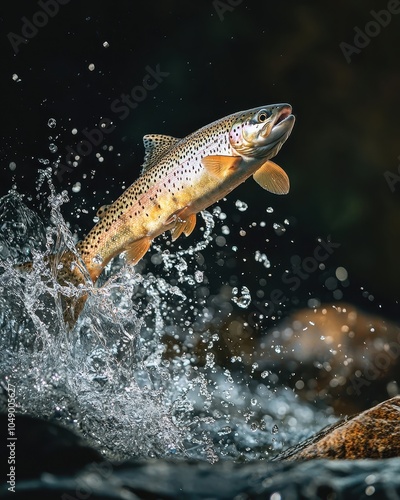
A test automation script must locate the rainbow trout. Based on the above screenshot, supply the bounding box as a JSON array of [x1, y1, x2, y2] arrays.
[[28, 104, 295, 327]]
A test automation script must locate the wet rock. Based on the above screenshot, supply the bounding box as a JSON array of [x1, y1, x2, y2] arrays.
[[0, 413, 103, 480], [0, 413, 137, 499], [2, 413, 400, 499], [252, 303, 400, 414], [274, 396, 400, 461]]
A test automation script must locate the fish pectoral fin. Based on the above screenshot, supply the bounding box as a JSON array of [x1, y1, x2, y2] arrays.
[[201, 155, 242, 178], [96, 204, 110, 219], [142, 134, 181, 172], [170, 213, 197, 242], [125, 237, 152, 265], [252, 160, 290, 195]]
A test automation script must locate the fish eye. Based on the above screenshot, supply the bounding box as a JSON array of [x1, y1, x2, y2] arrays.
[[257, 110, 270, 122]]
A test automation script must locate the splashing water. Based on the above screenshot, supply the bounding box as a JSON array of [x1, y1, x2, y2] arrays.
[[0, 172, 334, 463]]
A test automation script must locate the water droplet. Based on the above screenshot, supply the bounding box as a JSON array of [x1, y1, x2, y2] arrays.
[[218, 426, 232, 436], [254, 250, 270, 268], [72, 182, 81, 193], [266, 206, 274, 213], [272, 424, 279, 434], [194, 270, 203, 283], [103, 41, 109, 48], [9, 162, 16, 171], [231, 286, 251, 309], [92, 254, 102, 265], [335, 266, 348, 281], [88, 63, 95, 71], [71, 128, 78, 135], [270, 493, 281, 500], [273, 223, 286, 235], [47, 118, 56, 128], [333, 289, 343, 300], [215, 236, 226, 247], [235, 199, 248, 212], [49, 143, 58, 153], [325, 277, 337, 291]]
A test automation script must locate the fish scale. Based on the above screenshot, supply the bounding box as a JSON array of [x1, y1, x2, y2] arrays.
[[25, 104, 295, 327]]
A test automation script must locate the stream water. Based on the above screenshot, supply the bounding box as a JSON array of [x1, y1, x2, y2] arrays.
[[2, 172, 400, 499], [0, 171, 336, 463]]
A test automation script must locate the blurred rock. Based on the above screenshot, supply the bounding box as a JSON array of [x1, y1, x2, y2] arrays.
[[274, 396, 400, 461], [252, 302, 400, 414], [0, 413, 103, 480]]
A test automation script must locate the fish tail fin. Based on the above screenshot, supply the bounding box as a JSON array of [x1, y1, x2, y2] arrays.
[[16, 250, 91, 330], [56, 250, 91, 329]]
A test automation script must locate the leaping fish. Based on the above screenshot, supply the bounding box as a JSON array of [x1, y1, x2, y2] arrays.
[[22, 104, 295, 327]]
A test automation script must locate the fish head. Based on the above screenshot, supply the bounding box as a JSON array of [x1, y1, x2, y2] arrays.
[[229, 104, 295, 159]]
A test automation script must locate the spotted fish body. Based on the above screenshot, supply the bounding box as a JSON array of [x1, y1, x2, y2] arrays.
[[55, 103, 295, 326]]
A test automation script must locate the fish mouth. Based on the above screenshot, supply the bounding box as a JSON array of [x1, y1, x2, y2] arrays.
[[262, 104, 295, 146]]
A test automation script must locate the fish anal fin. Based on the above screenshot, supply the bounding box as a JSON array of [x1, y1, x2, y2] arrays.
[[96, 204, 110, 219], [142, 134, 181, 172], [125, 237, 152, 265], [183, 213, 196, 237], [253, 160, 290, 195], [170, 213, 197, 241], [201, 155, 242, 178]]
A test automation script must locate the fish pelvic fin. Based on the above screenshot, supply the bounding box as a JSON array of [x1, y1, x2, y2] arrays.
[[253, 160, 290, 195]]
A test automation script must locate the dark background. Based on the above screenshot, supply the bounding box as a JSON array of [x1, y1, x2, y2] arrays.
[[1, 1, 399, 324]]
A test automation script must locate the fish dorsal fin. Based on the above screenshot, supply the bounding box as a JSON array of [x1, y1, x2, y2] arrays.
[[253, 160, 290, 195], [142, 134, 181, 172], [96, 204, 110, 219], [201, 155, 242, 178], [125, 237, 152, 266]]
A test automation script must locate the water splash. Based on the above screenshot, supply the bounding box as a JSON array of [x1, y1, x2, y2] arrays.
[[0, 179, 333, 463]]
